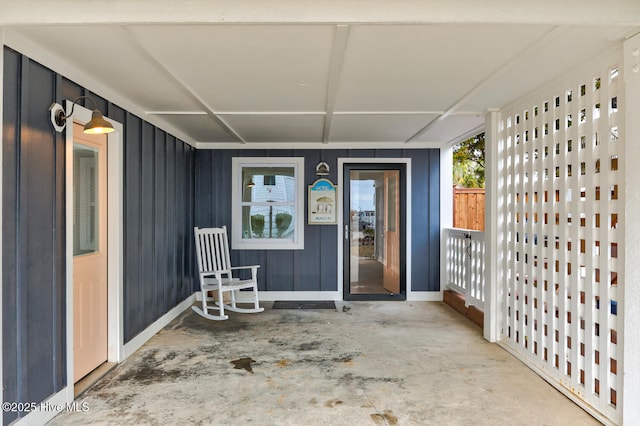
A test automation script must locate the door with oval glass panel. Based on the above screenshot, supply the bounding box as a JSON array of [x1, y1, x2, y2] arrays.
[[343, 164, 405, 300], [73, 123, 108, 382]]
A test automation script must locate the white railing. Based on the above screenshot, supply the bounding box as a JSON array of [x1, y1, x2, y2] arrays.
[[444, 228, 485, 309]]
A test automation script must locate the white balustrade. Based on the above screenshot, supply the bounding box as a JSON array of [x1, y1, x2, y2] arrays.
[[444, 228, 485, 310]]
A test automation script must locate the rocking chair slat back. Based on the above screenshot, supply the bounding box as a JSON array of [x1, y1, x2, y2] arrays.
[[196, 228, 230, 273]]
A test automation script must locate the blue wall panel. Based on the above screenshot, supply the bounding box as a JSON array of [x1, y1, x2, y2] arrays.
[[123, 113, 142, 341], [405, 148, 441, 291], [2, 47, 22, 426], [165, 135, 178, 311], [2, 49, 65, 424], [140, 122, 155, 328], [21, 57, 60, 407], [154, 129, 167, 315], [194, 148, 440, 294], [427, 149, 442, 291], [121, 116, 195, 342]]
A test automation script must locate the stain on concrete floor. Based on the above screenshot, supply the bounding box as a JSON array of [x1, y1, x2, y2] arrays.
[[371, 409, 398, 425], [231, 357, 256, 372]]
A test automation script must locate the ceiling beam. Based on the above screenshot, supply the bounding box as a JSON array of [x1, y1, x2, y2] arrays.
[[2, 0, 639, 26], [147, 110, 481, 116], [447, 123, 486, 146], [322, 24, 350, 143]]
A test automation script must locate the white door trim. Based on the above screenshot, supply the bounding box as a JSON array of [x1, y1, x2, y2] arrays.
[[65, 102, 123, 401], [337, 158, 412, 300]]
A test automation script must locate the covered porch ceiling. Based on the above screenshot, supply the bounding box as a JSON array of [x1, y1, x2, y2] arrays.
[[2, 0, 639, 148]]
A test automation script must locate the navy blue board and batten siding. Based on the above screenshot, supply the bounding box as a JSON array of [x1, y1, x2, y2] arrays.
[[2, 47, 196, 425], [2, 52, 66, 425], [194, 148, 440, 293]]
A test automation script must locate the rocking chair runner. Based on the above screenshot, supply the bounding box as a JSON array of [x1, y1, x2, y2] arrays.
[[193, 226, 264, 320]]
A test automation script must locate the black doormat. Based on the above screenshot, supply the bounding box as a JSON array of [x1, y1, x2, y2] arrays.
[[272, 301, 336, 310]]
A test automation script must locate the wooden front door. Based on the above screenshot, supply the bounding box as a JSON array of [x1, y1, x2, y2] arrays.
[[73, 123, 108, 382], [382, 170, 400, 293]]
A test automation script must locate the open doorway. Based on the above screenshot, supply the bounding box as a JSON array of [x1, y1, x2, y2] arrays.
[[343, 164, 406, 300]]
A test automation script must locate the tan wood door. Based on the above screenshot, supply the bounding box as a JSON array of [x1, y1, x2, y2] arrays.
[[383, 170, 400, 293], [73, 123, 108, 382]]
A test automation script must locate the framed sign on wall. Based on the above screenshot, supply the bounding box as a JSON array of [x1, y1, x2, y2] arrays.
[[308, 178, 337, 224]]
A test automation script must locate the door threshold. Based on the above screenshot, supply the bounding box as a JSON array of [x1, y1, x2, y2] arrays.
[[74, 362, 116, 397], [344, 295, 406, 301]]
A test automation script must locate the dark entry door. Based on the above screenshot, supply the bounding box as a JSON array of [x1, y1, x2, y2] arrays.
[[343, 164, 406, 300]]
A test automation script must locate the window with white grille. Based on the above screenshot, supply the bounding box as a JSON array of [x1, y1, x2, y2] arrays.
[[497, 53, 622, 423], [231, 157, 305, 250]]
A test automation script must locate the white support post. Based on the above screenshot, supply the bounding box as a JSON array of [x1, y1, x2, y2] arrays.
[[622, 33, 640, 425], [484, 109, 500, 342], [440, 142, 454, 230], [440, 143, 454, 297]]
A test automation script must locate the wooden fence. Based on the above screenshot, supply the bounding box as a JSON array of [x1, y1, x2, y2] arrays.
[[453, 187, 485, 231]]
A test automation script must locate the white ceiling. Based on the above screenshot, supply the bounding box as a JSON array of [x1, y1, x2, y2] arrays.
[[2, 0, 639, 148]]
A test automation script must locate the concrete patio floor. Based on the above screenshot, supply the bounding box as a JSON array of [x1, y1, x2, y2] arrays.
[[50, 301, 599, 425]]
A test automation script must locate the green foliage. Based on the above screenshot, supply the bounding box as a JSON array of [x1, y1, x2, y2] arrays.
[[275, 212, 292, 236], [453, 133, 485, 188], [251, 214, 265, 237]]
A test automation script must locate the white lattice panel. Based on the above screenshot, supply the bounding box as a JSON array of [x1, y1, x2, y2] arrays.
[[497, 51, 622, 423]]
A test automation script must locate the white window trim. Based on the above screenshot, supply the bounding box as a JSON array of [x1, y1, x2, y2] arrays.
[[231, 157, 305, 250]]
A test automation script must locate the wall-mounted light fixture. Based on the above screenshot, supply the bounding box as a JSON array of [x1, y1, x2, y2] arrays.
[[315, 161, 330, 176], [49, 95, 115, 134]]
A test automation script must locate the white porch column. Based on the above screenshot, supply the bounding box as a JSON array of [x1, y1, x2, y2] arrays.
[[440, 142, 454, 296], [484, 109, 500, 342], [623, 34, 640, 425], [440, 142, 454, 230]]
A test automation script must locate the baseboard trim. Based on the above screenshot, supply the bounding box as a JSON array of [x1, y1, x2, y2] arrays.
[[13, 388, 68, 426], [122, 294, 195, 359], [195, 290, 342, 302], [194, 290, 443, 302], [407, 291, 443, 301]]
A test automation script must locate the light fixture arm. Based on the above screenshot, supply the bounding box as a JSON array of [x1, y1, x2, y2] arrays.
[[49, 95, 115, 134], [51, 96, 97, 128]]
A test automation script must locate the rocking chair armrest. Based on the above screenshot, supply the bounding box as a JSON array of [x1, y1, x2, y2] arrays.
[[201, 270, 230, 278], [229, 265, 260, 271]]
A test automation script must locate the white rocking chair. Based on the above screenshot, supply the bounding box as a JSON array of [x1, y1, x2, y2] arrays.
[[192, 226, 264, 320]]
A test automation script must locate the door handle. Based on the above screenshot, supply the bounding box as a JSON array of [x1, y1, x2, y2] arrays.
[[345, 225, 349, 240]]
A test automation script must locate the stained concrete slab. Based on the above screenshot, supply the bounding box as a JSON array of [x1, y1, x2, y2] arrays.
[[50, 302, 600, 425]]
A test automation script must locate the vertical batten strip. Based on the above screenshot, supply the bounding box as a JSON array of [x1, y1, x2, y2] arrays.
[[523, 108, 533, 361], [567, 81, 580, 393], [531, 104, 545, 363], [582, 72, 596, 405]]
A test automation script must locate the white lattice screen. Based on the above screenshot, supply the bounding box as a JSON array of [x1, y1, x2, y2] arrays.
[[497, 51, 623, 423]]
